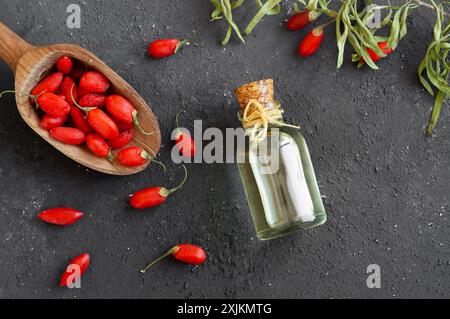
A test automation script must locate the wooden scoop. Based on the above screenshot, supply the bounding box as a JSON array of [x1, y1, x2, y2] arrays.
[[0, 21, 161, 176]]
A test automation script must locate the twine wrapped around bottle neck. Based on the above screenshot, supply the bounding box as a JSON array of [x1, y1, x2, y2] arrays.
[[240, 99, 299, 144], [234, 79, 299, 144]]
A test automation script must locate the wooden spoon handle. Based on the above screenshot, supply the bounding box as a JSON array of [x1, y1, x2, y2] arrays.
[[0, 21, 33, 71]]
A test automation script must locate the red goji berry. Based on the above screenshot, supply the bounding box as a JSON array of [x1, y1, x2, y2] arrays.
[[108, 129, 134, 149], [106, 95, 153, 135], [79, 71, 110, 94], [86, 133, 114, 159], [60, 77, 78, 105], [287, 10, 318, 31], [298, 27, 324, 57], [78, 94, 106, 108], [363, 41, 395, 64], [37, 92, 71, 117], [147, 39, 188, 58], [31, 72, 64, 96], [70, 106, 92, 134], [117, 146, 150, 167], [56, 56, 74, 75], [59, 253, 90, 287], [87, 109, 119, 140], [39, 114, 68, 131], [130, 164, 188, 209], [140, 244, 206, 273], [50, 127, 86, 145], [173, 112, 195, 158], [38, 207, 83, 226]]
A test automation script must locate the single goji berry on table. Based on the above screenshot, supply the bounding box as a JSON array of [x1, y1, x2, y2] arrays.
[[298, 27, 324, 57], [173, 111, 195, 158], [130, 164, 188, 209], [38, 207, 84, 226], [140, 244, 206, 273], [147, 39, 188, 59], [60, 253, 90, 287], [287, 10, 318, 31]]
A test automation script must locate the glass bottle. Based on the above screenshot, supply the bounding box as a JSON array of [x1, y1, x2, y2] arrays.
[[234, 79, 327, 241]]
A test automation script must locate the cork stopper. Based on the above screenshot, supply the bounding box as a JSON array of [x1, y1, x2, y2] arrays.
[[234, 79, 275, 111]]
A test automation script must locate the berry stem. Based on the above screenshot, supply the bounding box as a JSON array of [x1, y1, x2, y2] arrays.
[[175, 110, 186, 129], [168, 164, 188, 195], [175, 40, 188, 53], [0, 90, 45, 109], [0, 90, 34, 99], [107, 152, 122, 171], [132, 110, 154, 136], [413, 0, 449, 17], [71, 84, 96, 114], [317, 18, 336, 30], [134, 136, 167, 172], [140, 246, 180, 273]]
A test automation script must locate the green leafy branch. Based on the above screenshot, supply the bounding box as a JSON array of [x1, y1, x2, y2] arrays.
[[209, 0, 450, 135], [210, 0, 246, 45], [210, 0, 282, 45], [332, 1, 415, 69], [418, 0, 450, 135]]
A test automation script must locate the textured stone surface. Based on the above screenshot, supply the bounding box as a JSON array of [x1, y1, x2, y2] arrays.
[[0, 0, 449, 298]]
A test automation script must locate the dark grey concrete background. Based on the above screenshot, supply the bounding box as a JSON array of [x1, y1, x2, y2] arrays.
[[0, 0, 449, 299]]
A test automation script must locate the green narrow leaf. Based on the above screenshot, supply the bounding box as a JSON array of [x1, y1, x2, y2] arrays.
[[426, 90, 444, 135], [210, 0, 223, 20], [360, 47, 379, 70], [350, 0, 385, 57], [245, 0, 282, 35], [306, 0, 320, 11], [418, 57, 435, 96], [374, 35, 389, 42], [255, 0, 280, 15], [380, 1, 392, 28], [220, 0, 245, 45], [426, 42, 450, 94], [387, 2, 410, 49], [336, 8, 349, 68], [296, 0, 307, 8], [347, 31, 362, 54], [222, 25, 233, 46], [231, 0, 244, 9], [361, 11, 375, 27], [399, 4, 413, 40], [431, 0, 442, 40]]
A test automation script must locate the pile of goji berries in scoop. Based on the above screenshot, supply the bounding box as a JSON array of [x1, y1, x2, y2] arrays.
[[1, 56, 158, 168]]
